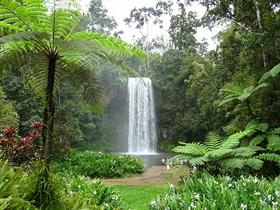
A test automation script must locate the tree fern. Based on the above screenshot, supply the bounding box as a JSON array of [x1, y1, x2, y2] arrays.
[[172, 142, 208, 156], [204, 131, 223, 150], [246, 158, 263, 170], [0, 0, 145, 164], [258, 153, 280, 164], [266, 135, 280, 151]]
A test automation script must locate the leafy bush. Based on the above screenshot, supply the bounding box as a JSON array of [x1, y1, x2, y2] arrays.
[[0, 121, 42, 164], [62, 176, 123, 209], [150, 172, 280, 210], [171, 120, 280, 174], [0, 159, 36, 209], [0, 88, 19, 132], [55, 150, 144, 178]]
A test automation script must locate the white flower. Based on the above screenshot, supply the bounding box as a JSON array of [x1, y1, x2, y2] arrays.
[[192, 166, 197, 173], [93, 191, 97, 195], [253, 177, 259, 183], [166, 164, 170, 170], [162, 158, 165, 163], [150, 200, 157, 207], [169, 183, 174, 189], [228, 183, 233, 188], [260, 199, 266, 205], [112, 195, 118, 200], [180, 160, 184, 165], [240, 203, 247, 210], [272, 201, 278, 210], [193, 193, 200, 200], [254, 191, 261, 196], [77, 185, 81, 189], [104, 203, 109, 208], [189, 202, 196, 209], [275, 190, 280, 197], [268, 195, 274, 201]]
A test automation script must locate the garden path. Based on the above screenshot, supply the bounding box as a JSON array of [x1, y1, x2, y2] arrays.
[[103, 166, 178, 185]]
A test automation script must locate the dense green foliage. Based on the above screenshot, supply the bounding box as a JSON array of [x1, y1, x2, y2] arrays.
[[149, 172, 280, 210], [55, 150, 144, 178], [0, 159, 124, 209]]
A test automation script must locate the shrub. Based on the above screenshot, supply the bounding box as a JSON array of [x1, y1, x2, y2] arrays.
[[55, 150, 144, 178], [0, 121, 42, 164], [149, 172, 280, 210], [0, 159, 36, 209], [62, 176, 123, 209]]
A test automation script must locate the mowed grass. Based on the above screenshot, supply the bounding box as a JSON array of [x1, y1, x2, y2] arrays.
[[113, 185, 168, 210]]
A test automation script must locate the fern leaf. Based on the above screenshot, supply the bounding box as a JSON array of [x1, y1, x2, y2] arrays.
[[189, 156, 209, 166], [172, 143, 208, 156], [205, 148, 234, 159], [234, 147, 257, 157], [204, 131, 223, 150], [246, 158, 263, 170], [258, 153, 280, 163], [271, 127, 280, 135], [67, 32, 145, 58], [221, 158, 246, 169], [249, 135, 265, 147], [267, 135, 280, 151]]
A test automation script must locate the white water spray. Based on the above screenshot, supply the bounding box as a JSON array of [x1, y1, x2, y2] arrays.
[[128, 78, 157, 154]]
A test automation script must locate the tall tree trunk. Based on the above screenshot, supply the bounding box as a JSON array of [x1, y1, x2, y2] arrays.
[[42, 54, 56, 165], [255, 0, 269, 70]]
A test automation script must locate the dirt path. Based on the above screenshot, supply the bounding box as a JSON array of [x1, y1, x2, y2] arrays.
[[103, 166, 172, 185]]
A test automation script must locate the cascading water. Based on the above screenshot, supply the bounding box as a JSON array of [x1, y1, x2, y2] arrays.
[[128, 78, 157, 154]]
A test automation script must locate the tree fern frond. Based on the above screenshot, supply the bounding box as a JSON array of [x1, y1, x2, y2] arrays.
[[172, 143, 208, 156], [221, 158, 246, 169], [246, 158, 263, 170], [50, 8, 80, 39], [271, 127, 280, 135], [204, 131, 223, 150], [245, 121, 269, 132], [266, 135, 280, 151], [249, 135, 265, 147], [233, 147, 257, 157], [205, 148, 234, 159], [258, 153, 280, 164], [189, 156, 209, 166], [0, 0, 44, 32], [0, 32, 49, 44], [221, 131, 246, 149], [67, 32, 145, 58]]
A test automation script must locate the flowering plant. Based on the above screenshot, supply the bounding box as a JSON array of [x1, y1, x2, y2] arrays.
[[0, 121, 43, 164]]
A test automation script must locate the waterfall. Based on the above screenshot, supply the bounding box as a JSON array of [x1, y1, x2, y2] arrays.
[[128, 78, 157, 154]]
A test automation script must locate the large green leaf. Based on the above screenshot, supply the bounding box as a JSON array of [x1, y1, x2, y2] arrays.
[[259, 63, 280, 83]]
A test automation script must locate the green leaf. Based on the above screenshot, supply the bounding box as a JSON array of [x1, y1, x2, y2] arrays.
[[267, 135, 280, 151], [172, 143, 208, 156], [258, 63, 280, 83]]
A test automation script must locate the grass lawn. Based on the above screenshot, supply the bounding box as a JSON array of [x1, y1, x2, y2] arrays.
[[113, 185, 169, 210]]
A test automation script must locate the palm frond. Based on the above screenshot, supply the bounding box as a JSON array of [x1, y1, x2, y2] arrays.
[[205, 148, 234, 159]]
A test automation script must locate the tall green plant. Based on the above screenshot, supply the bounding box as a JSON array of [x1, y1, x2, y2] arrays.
[[0, 0, 144, 164]]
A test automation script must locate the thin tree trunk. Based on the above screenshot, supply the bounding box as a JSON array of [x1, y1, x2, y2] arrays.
[[42, 54, 56, 165], [255, 0, 269, 70]]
